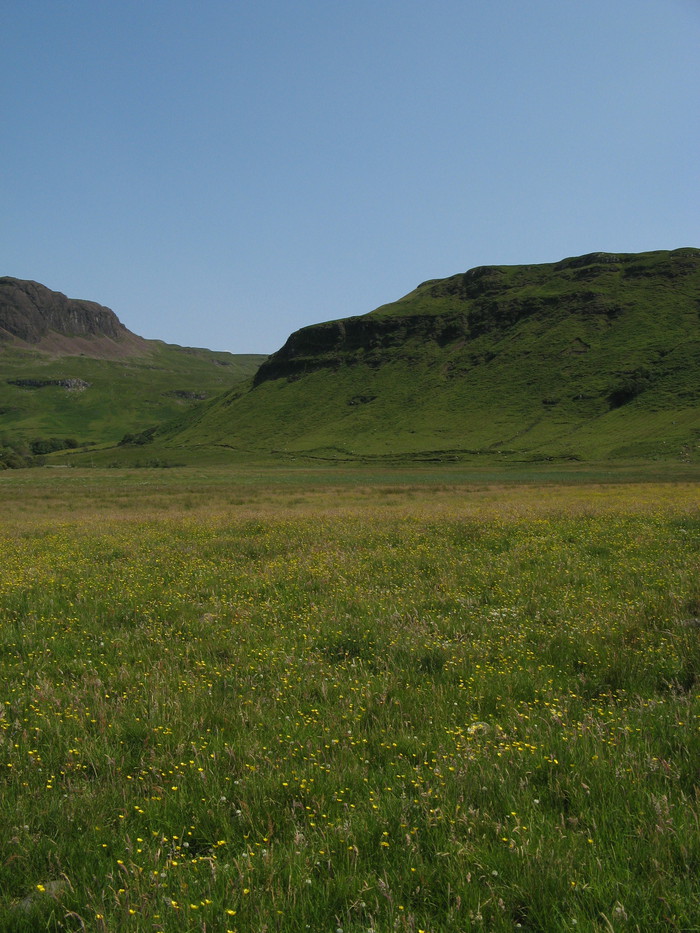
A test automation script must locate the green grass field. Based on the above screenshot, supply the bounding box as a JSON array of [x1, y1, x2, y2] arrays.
[[0, 466, 698, 931]]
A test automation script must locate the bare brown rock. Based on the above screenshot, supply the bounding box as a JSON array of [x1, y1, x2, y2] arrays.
[[0, 277, 149, 358]]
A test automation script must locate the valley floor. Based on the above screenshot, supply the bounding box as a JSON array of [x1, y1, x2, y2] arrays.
[[0, 466, 698, 931]]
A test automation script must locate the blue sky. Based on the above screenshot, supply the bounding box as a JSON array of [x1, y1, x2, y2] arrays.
[[2, 0, 698, 354]]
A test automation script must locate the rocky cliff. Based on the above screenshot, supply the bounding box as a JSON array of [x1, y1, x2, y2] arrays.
[[0, 277, 148, 357]]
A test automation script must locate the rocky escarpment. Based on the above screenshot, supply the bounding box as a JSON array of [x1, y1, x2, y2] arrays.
[[253, 312, 470, 384], [0, 278, 128, 341], [0, 277, 149, 358]]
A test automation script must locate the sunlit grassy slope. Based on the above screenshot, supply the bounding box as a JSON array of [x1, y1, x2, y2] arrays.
[[157, 248, 700, 463], [0, 342, 264, 447]]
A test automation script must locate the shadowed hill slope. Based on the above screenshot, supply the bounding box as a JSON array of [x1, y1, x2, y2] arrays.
[[158, 248, 700, 462]]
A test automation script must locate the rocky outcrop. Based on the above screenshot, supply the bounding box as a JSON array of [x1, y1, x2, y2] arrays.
[[253, 312, 471, 384], [0, 277, 154, 360], [0, 277, 130, 343], [7, 378, 91, 390]]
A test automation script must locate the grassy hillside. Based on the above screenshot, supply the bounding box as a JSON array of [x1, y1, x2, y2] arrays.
[[0, 341, 264, 454], [155, 248, 700, 463], [0, 276, 266, 465]]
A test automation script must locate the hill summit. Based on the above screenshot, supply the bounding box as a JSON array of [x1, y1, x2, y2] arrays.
[[0, 277, 148, 358], [159, 248, 700, 462]]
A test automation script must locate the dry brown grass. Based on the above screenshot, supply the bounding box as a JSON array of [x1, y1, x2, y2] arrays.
[[1, 465, 698, 529]]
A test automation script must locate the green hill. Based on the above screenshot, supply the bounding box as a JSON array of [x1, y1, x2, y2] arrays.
[[156, 248, 700, 463], [0, 277, 265, 465]]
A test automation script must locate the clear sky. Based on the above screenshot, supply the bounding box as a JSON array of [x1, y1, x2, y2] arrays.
[[2, 0, 698, 354]]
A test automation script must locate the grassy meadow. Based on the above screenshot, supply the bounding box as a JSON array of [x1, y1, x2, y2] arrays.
[[0, 466, 698, 931]]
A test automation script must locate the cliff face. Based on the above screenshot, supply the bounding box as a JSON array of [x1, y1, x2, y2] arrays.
[[0, 277, 131, 343], [253, 312, 470, 384], [0, 276, 130, 343], [0, 277, 151, 359]]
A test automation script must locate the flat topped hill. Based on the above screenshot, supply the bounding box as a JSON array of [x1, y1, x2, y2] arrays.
[[160, 248, 700, 462]]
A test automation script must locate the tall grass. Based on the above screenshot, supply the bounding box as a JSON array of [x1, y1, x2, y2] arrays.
[[0, 471, 698, 930]]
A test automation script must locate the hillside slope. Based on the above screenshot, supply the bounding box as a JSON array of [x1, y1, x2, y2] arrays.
[[0, 278, 265, 458], [159, 249, 700, 462]]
